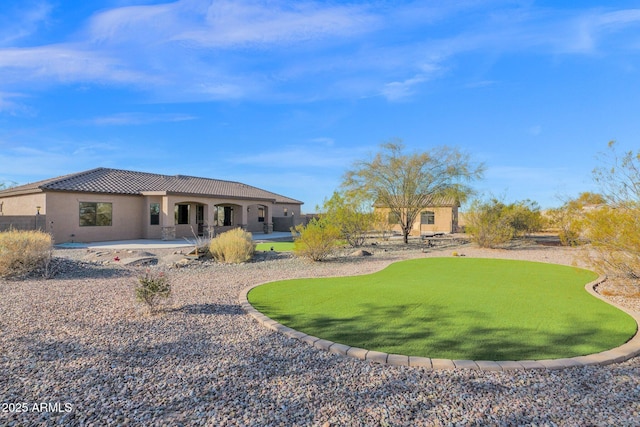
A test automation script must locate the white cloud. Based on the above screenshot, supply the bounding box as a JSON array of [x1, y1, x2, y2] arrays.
[[87, 112, 197, 126], [0, 92, 33, 115], [85, 0, 378, 48], [0, 1, 53, 46], [1, 2, 639, 104], [0, 44, 153, 86]]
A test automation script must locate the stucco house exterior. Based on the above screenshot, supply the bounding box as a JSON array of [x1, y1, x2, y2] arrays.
[[0, 168, 303, 244], [374, 195, 460, 236]]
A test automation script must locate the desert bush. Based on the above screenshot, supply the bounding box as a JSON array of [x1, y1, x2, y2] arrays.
[[587, 141, 640, 284], [209, 228, 255, 263], [0, 229, 52, 278], [466, 198, 544, 248], [584, 204, 640, 280], [292, 217, 341, 261], [321, 191, 374, 247], [464, 199, 514, 248], [136, 269, 171, 313], [547, 192, 605, 246]]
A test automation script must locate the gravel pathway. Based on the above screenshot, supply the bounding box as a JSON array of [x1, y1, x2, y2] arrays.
[[1, 242, 639, 426]]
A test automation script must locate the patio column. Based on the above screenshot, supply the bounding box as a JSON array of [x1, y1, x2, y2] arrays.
[[205, 202, 216, 238], [161, 196, 176, 240], [263, 203, 273, 234], [239, 204, 248, 230]]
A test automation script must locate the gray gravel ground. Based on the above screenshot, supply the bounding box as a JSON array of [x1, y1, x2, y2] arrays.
[[1, 241, 639, 426]]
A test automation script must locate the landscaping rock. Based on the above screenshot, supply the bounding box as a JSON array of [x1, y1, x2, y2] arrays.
[[350, 249, 373, 257]]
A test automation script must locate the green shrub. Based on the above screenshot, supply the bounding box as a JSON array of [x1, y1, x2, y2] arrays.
[[0, 229, 53, 278], [209, 228, 255, 263], [292, 218, 341, 261], [135, 269, 171, 313], [465, 200, 514, 248]]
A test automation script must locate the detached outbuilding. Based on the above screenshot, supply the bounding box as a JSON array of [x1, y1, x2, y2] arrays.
[[374, 195, 461, 236], [0, 168, 303, 244]]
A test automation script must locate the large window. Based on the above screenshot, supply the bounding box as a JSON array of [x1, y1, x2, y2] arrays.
[[79, 202, 112, 226], [258, 206, 265, 222], [150, 203, 160, 225], [421, 211, 435, 225], [175, 204, 190, 225]]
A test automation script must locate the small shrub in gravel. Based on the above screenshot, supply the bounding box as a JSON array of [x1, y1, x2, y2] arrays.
[[135, 269, 171, 313], [292, 217, 341, 261], [209, 228, 255, 263], [0, 229, 53, 279]]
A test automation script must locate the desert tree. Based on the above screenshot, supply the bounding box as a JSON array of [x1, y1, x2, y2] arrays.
[[586, 141, 640, 282], [342, 140, 484, 244], [321, 191, 374, 247]]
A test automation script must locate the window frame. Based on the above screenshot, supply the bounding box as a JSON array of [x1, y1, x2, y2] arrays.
[[150, 203, 160, 225], [421, 211, 435, 225], [79, 202, 112, 227]]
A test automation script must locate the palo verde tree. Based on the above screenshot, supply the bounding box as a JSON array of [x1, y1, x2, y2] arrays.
[[342, 140, 484, 244]]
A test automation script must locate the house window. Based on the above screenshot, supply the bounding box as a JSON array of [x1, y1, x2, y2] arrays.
[[421, 211, 435, 225], [79, 202, 112, 226], [175, 204, 190, 225], [388, 211, 401, 224], [283, 208, 288, 216], [258, 206, 265, 222], [150, 203, 160, 225], [215, 206, 234, 226]]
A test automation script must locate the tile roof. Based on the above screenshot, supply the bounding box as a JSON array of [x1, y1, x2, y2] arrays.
[[0, 168, 303, 204]]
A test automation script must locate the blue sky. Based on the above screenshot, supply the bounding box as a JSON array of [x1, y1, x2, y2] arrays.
[[1, 0, 640, 211]]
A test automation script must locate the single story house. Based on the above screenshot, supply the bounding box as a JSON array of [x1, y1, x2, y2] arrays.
[[0, 168, 303, 243], [374, 195, 460, 236]]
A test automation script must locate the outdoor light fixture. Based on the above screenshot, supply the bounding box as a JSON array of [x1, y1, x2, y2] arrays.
[[36, 206, 41, 215]]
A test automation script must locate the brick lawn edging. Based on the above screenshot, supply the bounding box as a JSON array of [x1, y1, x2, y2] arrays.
[[239, 276, 640, 371]]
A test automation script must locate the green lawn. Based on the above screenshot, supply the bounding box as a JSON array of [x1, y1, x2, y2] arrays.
[[248, 258, 637, 360], [255, 242, 295, 252]]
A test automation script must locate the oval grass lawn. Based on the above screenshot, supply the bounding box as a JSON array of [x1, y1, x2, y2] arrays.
[[248, 258, 638, 360]]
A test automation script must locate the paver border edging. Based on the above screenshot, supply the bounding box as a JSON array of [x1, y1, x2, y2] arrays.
[[239, 275, 640, 371]]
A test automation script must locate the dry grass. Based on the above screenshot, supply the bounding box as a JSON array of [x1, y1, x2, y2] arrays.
[[0, 229, 53, 278], [209, 228, 255, 263]]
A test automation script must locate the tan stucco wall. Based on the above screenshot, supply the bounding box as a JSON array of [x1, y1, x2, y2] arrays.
[[0, 193, 46, 216], [0, 191, 303, 242], [375, 206, 457, 235], [46, 192, 145, 243]]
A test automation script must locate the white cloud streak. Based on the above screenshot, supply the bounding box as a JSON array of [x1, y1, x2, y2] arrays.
[[0, 0, 53, 46], [87, 112, 197, 126], [0, 1, 639, 104]]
